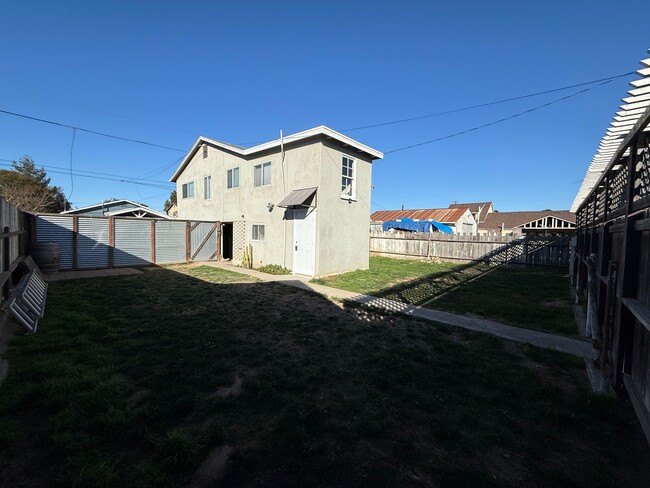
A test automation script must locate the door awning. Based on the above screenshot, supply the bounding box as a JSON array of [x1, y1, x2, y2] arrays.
[[277, 187, 317, 208]]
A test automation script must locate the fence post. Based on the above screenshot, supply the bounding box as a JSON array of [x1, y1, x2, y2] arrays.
[[108, 217, 114, 268], [2, 226, 10, 300], [72, 215, 78, 270], [150, 220, 156, 264], [185, 221, 191, 263]]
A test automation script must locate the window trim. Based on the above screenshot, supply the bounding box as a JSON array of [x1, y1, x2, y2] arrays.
[[253, 161, 272, 187], [341, 154, 356, 201], [203, 175, 211, 200], [251, 223, 266, 241], [182, 180, 195, 199], [227, 167, 240, 189]]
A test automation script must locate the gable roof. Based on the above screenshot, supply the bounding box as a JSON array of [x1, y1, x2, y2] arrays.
[[170, 125, 384, 182], [571, 49, 650, 212], [479, 210, 575, 230], [62, 199, 169, 219], [371, 208, 469, 224], [448, 201, 493, 222]]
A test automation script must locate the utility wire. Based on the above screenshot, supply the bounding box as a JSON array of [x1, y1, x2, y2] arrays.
[[343, 71, 635, 132], [0, 108, 186, 152], [0, 161, 174, 190], [68, 128, 76, 199], [384, 78, 617, 155], [0, 158, 175, 185]]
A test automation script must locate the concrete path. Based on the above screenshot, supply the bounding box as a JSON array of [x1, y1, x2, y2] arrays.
[[44, 268, 142, 282], [205, 261, 592, 359]]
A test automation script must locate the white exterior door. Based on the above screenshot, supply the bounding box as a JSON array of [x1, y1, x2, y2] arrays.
[[293, 208, 316, 276]]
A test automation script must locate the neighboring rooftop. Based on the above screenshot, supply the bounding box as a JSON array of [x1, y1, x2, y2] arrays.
[[448, 201, 493, 222], [62, 199, 170, 219], [571, 49, 650, 212], [170, 125, 384, 182], [371, 208, 469, 224], [479, 210, 575, 231]]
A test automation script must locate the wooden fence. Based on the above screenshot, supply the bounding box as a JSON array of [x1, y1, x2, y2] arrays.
[[574, 104, 650, 443], [370, 232, 571, 267], [0, 197, 28, 302]]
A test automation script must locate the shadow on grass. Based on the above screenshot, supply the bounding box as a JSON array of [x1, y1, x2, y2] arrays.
[[0, 265, 647, 488]]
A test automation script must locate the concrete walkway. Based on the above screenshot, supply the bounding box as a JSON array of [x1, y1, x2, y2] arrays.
[[44, 268, 143, 282], [205, 261, 592, 359]]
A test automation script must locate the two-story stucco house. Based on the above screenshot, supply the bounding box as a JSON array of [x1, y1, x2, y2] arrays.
[[170, 126, 383, 276]]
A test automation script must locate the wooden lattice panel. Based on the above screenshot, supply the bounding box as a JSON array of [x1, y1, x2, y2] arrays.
[[232, 221, 246, 264], [633, 139, 650, 205], [607, 161, 629, 215]]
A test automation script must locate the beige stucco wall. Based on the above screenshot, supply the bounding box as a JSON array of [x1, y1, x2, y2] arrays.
[[316, 140, 373, 275], [177, 136, 376, 275]]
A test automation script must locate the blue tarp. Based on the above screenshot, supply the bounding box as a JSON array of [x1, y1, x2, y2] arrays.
[[382, 218, 453, 234]]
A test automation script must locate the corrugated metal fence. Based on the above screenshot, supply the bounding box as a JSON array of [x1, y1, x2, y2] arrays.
[[34, 214, 220, 270]]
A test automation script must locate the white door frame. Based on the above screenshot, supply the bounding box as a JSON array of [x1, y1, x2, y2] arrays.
[[293, 208, 316, 276]]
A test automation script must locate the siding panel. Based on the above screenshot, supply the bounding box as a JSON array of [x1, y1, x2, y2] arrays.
[[155, 221, 187, 263], [35, 215, 74, 270], [114, 219, 152, 267], [77, 217, 110, 269]]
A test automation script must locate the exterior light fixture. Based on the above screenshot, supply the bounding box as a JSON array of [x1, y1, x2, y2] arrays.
[[267, 202, 274, 212]]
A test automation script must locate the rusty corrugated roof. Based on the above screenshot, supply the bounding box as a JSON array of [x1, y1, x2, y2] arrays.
[[370, 208, 468, 224]]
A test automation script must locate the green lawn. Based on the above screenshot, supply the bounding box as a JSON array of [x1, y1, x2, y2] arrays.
[[314, 256, 579, 337], [0, 264, 647, 487], [312, 256, 459, 296]]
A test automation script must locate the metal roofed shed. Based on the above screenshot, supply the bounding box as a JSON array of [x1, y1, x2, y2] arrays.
[[277, 187, 317, 209], [382, 218, 453, 234]]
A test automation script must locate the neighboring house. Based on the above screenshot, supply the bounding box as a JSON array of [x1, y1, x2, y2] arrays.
[[170, 126, 383, 276], [478, 210, 576, 237], [448, 201, 493, 224], [166, 203, 178, 218], [370, 208, 477, 235], [62, 199, 170, 219]]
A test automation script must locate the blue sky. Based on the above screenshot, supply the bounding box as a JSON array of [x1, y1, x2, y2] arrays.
[[1, 1, 648, 213]]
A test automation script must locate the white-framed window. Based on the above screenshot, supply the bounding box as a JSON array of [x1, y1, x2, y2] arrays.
[[251, 224, 265, 241], [227, 167, 240, 189], [341, 155, 355, 199], [182, 181, 195, 198], [203, 175, 211, 199], [254, 162, 272, 187]]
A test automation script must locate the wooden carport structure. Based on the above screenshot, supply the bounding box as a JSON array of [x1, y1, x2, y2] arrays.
[[572, 49, 650, 443]]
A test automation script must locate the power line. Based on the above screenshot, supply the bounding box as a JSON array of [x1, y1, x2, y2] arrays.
[[0, 158, 175, 185], [68, 128, 76, 200], [343, 71, 635, 132], [0, 108, 187, 152], [0, 161, 174, 190], [384, 78, 617, 155]]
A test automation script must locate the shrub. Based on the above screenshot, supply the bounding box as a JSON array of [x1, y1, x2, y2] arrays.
[[257, 264, 292, 275]]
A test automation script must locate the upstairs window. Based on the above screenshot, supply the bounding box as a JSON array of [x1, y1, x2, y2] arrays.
[[204, 175, 211, 199], [341, 156, 355, 199], [254, 162, 272, 187], [202, 145, 208, 158], [227, 167, 240, 189], [182, 181, 195, 198]]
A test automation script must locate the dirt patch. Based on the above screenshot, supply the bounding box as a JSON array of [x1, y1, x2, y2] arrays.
[[207, 376, 242, 399], [126, 389, 151, 411], [189, 445, 233, 487]]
